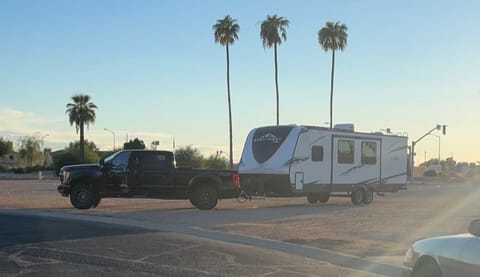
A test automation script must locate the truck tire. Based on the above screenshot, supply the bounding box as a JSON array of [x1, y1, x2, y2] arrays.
[[307, 194, 318, 204], [351, 189, 364, 205], [70, 185, 96, 210], [362, 190, 374, 204], [190, 185, 219, 210]]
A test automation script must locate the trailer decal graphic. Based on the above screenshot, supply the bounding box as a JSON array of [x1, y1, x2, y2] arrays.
[[284, 157, 309, 166], [340, 164, 366, 176]]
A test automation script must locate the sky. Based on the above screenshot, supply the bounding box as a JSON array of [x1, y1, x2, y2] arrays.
[[0, 0, 479, 164]]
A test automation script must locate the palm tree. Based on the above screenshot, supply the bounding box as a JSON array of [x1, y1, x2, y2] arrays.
[[318, 21, 348, 129], [213, 15, 239, 169], [260, 15, 289, 126], [66, 94, 98, 162]]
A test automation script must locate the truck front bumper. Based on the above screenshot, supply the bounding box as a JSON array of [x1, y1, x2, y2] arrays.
[[57, 184, 71, 196]]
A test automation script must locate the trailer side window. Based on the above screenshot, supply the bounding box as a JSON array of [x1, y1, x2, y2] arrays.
[[338, 140, 354, 164], [311, 146, 324, 161], [361, 142, 377, 165]]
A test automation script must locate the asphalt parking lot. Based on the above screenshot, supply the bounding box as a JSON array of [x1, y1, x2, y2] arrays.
[[1, 177, 479, 276]]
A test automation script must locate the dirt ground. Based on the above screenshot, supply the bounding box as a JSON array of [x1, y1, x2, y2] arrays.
[[2, 179, 480, 259]]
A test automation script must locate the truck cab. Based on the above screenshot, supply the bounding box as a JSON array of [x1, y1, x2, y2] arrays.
[[100, 150, 176, 193]]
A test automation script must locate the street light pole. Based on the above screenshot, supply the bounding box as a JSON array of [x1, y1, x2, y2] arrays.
[[40, 134, 49, 167], [40, 134, 49, 148], [104, 128, 116, 150]]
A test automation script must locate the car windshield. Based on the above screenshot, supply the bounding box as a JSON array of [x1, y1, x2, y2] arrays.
[[1, 1, 479, 276]]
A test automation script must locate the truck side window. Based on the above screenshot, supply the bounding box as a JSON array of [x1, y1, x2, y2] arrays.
[[338, 139, 354, 164], [142, 152, 169, 169], [311, 146, 324, 162], [361, 141, 377, 165]]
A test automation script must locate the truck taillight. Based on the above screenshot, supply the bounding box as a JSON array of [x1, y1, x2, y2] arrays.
[[232, 173, 240, 189]]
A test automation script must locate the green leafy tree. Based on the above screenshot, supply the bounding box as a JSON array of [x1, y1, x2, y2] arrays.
[[124, 138, 146, 150], [318, 21, 348, 129], [175, 145, 205, 168], [66, 94, 98, 162], [0, 137, 13, 156], [205, 152, 228, 169], [53, 140, 100, 174], [260, 14, 289, 126], [213, 15, 239, 169], [18, 136, 42, 167]]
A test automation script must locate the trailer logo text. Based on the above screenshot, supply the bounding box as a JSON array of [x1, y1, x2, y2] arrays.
[[254, 133, 282, 144]]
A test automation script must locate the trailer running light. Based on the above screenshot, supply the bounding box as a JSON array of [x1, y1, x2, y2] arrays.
[[232, 173, 240, 189]]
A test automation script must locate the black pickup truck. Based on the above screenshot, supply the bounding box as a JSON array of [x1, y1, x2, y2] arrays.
[[57, 150, 240, 210]]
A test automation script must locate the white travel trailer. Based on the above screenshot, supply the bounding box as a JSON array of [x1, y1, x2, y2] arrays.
[[239, 125, 408, 205]]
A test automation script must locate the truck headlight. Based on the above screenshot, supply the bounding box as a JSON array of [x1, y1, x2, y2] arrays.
[[62, 171, 70, 184]]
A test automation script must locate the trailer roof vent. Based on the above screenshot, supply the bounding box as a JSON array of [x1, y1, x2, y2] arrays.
[[334, 123, 354, 132]]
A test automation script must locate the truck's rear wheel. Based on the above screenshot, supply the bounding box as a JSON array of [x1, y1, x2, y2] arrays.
[[190, 185, 219, 210], [70, 185, 97, 210], [351, 189, 364, 205]]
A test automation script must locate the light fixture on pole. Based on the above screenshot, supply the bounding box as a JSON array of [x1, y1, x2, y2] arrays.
[[104, 128, 116, 150]]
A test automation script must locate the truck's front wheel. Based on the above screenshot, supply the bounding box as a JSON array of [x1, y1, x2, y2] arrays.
[[190, 185, 219, 210], [70, 185, 97, 210]]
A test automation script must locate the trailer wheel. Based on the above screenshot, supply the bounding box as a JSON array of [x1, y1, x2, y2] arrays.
[[190, 185, 219, 210], [362, 190, 374, 204], [351, 189, 364, 205], [318, 193, 330, 203], [307, 194, 318, 204]]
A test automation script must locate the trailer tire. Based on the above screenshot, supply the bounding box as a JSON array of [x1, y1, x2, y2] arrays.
[[70, 185, 96, 210], [362, 190, 374, 204], [190, 185, 219, 210], [318, 193, 330, 203], [351, 189, 364, 205], [307, 194, 318, 204]]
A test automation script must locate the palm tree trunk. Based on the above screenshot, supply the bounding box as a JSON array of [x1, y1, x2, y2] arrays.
[[329, 50, 336, 130], [80, 123, 85, 162], [274, 43, 279, 126], [226, 45, 234, 169]]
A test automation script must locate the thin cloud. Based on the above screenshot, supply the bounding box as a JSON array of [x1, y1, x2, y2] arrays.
[[0, 108, 61, 136]]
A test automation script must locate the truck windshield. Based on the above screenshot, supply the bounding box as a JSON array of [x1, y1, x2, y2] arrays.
[[102, 152, 118, 164], [103, 151, 131, 166]]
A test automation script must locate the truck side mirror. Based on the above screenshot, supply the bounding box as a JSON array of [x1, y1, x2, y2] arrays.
[[442, 125, 447, 135]]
